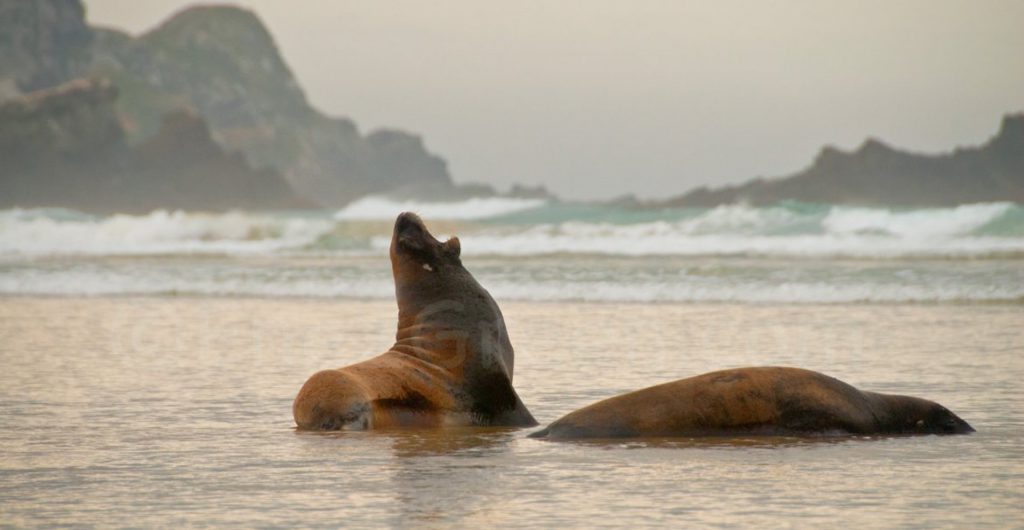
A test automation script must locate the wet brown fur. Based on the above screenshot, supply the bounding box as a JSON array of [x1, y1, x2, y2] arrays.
[[294, 213, 536, 431], [530, 367, 973, 439]]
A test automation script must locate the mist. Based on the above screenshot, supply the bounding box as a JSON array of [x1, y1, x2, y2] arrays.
[[82, 0, 1024, 200]]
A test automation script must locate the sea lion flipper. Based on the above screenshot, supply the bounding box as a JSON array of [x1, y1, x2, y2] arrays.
[[465, 370, 537, 426], [527, 426, 550, 439]]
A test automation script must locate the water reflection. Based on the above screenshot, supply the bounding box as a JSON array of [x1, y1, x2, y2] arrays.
[[385, 428, 519, 526], [292, 425, 518, 457], [1, 298, 1021, 527], [290, 425, 526, 525], [538, 434, 895, 450], [382, 426, 520, 458]]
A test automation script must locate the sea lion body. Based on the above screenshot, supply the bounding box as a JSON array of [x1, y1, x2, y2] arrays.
[[294, 213, 536, 430], [530, 367, 973, 439]]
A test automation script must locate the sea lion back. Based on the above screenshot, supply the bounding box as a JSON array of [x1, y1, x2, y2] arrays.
[[529, 367, 965, 439]]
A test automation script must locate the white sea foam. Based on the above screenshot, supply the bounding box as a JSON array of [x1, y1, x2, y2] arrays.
[[333, 196, 547, 221], [2, 202, 1020, 258], [435, 202, 1023, 258], [487, 280, 1024, 304], [455, 227, 1024, 258], [0, 209, 333, 256], [674, 203, 806, 234], [822, 202, 1015, 237], [3, 202, 1020, 302], [2, 266, 1020, 303], [0, 268, 394, 299]]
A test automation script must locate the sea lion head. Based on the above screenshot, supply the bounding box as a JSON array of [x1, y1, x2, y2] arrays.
[[891, 396, 975, 435], [390, 212, 469, 311], [391, 212, 462, 280], [917, 402, 975, 434], [293, 370, 372, 431]]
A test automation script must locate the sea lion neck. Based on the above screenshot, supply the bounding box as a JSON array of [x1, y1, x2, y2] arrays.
[[387, 212, 515, 378], [393, 270, 500, 338]]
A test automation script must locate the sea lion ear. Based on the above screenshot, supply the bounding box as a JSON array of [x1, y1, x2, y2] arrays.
[[444, 237, 461, 258]]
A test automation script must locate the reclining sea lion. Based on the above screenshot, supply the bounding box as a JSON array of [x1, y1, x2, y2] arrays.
[[294, 212, 536, 430], [530, 366, 973, 439]]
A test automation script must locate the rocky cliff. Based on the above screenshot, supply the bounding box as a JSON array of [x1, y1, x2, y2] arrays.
[[0, 78, 306, 213], [1, 0, 455, 206], [0, 0, 93, 97], [662, 114, 1024, 208]]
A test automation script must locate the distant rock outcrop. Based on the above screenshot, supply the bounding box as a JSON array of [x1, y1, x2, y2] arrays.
[[0, 78, 307, 213], [0, 0, 93, 97], [662, 114, 1024, 207], [1, 0, 459, 206]]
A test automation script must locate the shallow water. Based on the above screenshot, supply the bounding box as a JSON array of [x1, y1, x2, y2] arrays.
[[1, 297, 1021, 528]]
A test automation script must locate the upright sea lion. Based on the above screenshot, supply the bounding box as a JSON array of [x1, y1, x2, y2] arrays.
[[294, 212, 536, 430], [529, 367, 973, 439]]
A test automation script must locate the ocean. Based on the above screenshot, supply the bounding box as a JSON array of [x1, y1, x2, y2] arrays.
[[2, 198, 1023, 303], [1, 198, 1022, 527]]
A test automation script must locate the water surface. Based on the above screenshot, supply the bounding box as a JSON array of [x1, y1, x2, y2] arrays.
[[1, 298, 1021, 528], [3, 200, 1023, 303]]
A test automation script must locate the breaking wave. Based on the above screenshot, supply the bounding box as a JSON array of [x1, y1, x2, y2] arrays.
[[1, 200, 1021, 303], [1, 201, 1022, 258], [333, 196, 548, 221], [0, 208, 334, 256]]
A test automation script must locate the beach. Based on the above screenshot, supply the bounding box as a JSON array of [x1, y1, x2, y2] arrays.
[[1, 296, 1022, 527]]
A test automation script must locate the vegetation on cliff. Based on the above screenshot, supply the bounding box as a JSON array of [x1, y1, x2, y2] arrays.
[[0, 78, 306, 213]]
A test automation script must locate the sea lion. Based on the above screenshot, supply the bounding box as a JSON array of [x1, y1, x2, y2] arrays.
[[529, 367, 973, 439], [293, 212, 536, 430]]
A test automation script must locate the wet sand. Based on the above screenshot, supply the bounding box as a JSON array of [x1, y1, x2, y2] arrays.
[[1, 297, 1022, 527]]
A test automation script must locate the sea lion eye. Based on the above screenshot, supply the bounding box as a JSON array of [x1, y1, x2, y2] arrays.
[[398, 236, 424, 252]]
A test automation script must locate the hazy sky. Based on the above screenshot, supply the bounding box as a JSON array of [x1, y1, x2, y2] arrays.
[[85, 1, 1024, 200]]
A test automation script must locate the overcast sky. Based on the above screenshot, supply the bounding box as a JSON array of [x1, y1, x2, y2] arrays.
[[85, 1, 1024, 200]]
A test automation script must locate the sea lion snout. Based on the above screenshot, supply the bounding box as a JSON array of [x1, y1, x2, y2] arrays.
[[392, 212, 439, 256], [391, 213, 462, 273], [921, 405, 975, 434], [395, 211, 427, 238]]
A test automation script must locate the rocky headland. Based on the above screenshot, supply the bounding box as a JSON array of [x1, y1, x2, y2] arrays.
[[649, 113, 1024, 208], [0, 78, 306, 213], [0, 0, 501, 210]]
